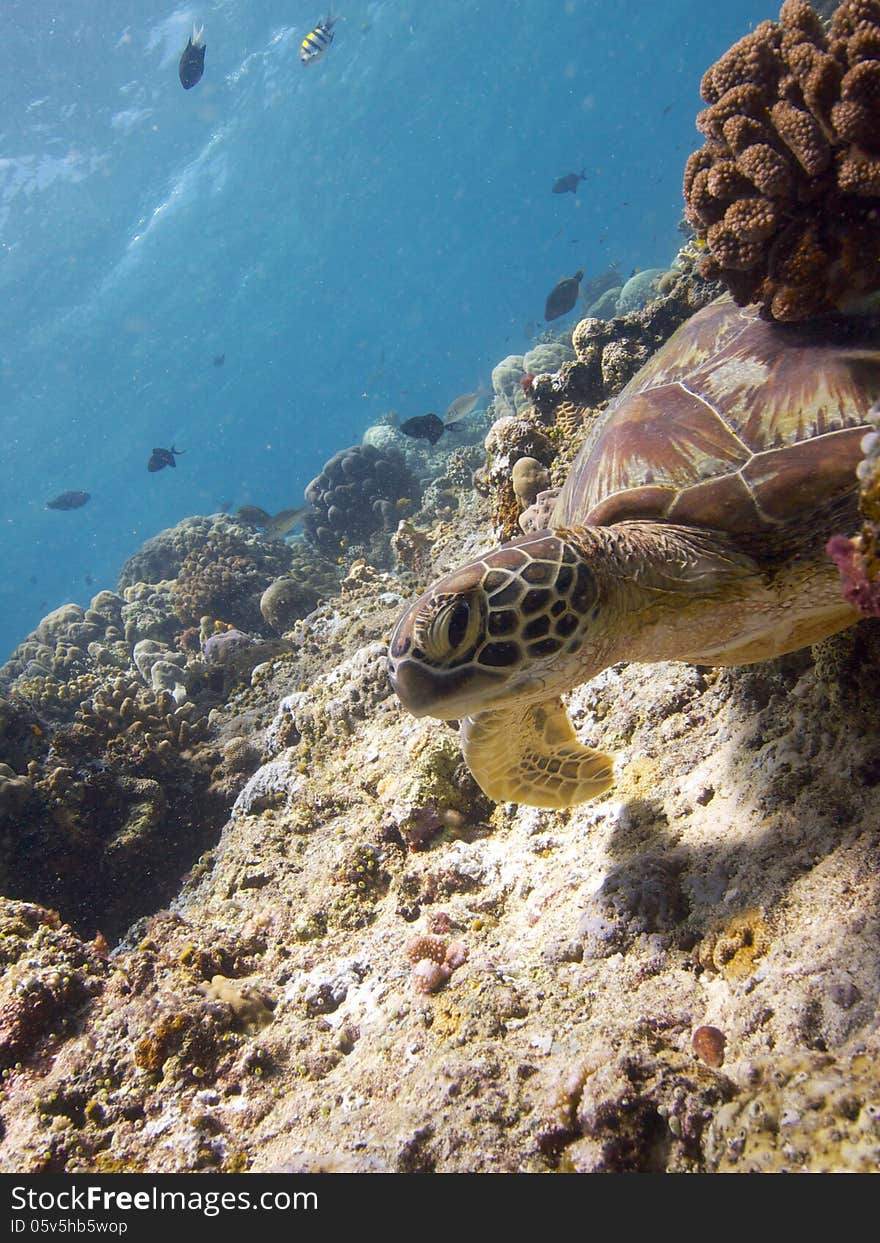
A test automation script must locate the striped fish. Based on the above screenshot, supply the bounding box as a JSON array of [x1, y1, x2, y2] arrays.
[[300, 17, 336, 65]]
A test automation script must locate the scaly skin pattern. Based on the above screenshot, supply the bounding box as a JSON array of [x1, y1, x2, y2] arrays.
[[387, 521, 858, 807]]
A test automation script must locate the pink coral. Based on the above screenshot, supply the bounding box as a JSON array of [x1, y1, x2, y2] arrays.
[[826, 533, 880, 615], [406, 933, 469, 995]]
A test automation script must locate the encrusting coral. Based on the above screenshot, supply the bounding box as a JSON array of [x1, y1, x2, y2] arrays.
[[684, 0, 880, 320]]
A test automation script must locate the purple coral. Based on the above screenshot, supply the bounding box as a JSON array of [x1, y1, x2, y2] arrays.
[[826, 534, 880, 617]]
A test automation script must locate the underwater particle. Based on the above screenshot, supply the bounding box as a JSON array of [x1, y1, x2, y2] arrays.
[[46, 491, 90, 511], [552, 170, 587, 195], [213, 354, 225, 367], [692, 1025, 726, 1068], [179, 25, 206, 89], [545, 270, 584, 321], [300, 16, 336, 65], [147, 446, 184, 473]]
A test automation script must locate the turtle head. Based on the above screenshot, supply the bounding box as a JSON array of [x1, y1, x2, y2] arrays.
[[388, 531, 598, 721]]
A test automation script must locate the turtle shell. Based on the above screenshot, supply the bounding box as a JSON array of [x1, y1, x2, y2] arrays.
[[552, 296, 880, 535]]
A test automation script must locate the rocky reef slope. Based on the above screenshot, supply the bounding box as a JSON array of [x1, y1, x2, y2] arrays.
[[1, 477, 879, 1171]]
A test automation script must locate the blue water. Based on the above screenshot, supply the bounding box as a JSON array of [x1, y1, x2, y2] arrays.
[[0, 1, 771, 657]]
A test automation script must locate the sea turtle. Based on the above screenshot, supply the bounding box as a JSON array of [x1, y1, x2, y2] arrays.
[[387, 294, 880, 809]]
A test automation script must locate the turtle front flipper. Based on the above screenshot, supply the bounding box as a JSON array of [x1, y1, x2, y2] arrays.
[[461, 698, 614, 809]]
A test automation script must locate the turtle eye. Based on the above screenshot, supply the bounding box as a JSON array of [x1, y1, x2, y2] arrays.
[[416, 596, 480, 662]]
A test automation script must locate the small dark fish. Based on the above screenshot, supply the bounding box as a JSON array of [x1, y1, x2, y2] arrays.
[[213, 353, 225, 367], [301, 16, 336, 65], [552, 170, 587, 195], [400, 413, 456, 446], [544, 269, 584, 321], [46, 490, 90, 511], [84, 573, 95, 586], [148, 446, 185, 472], [179, 25, 206, 90]]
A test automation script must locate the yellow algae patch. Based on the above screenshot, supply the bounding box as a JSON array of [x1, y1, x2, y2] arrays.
[[697, 908, 770, 981], [614, 755, 663, 799]]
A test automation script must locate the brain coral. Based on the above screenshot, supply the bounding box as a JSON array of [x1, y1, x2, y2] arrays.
[[683, 0, 880, 320]]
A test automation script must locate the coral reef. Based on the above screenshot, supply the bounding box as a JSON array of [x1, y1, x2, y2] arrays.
[[407, 933, 469, 994], [0, 594, 130, 711], [683, 0, 880, 320], [522, 339, 575, 377], [3, 113, 880, 1170], [580, 264, 626, 316], [171, 529, 292, 632], [2, 461, 880, 1172], [615, 268, 671, 315], [475, 416, 555, 539], [511, 457, 550, 510], [705, 1047, 880, 1171], [0, 901, 107, 1072], [302, 443, 417, 564], [260, 567, 337, 634], [473, 252, 718, 540], [490, 354, 533, 420], [0, 513, 344, 942]]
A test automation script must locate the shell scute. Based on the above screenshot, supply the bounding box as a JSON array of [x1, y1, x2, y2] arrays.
[[553, 296, 880, 534]]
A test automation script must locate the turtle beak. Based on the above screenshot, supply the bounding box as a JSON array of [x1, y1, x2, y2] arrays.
[[386, 657, 436, 717], [387, 654, 507, 721]]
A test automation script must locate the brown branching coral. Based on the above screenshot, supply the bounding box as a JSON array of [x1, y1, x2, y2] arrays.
[[684, 0, 880, 320]]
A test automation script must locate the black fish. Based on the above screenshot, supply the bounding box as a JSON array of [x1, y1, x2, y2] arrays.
[[46, 490, 90, 511], [213, 353, 225, 367], [544, 269, 584, 321], [179, 25, 206, 90], [552, 170, 587, 195], [148, 446, 185, 472], [401, 413, 460, 446]]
